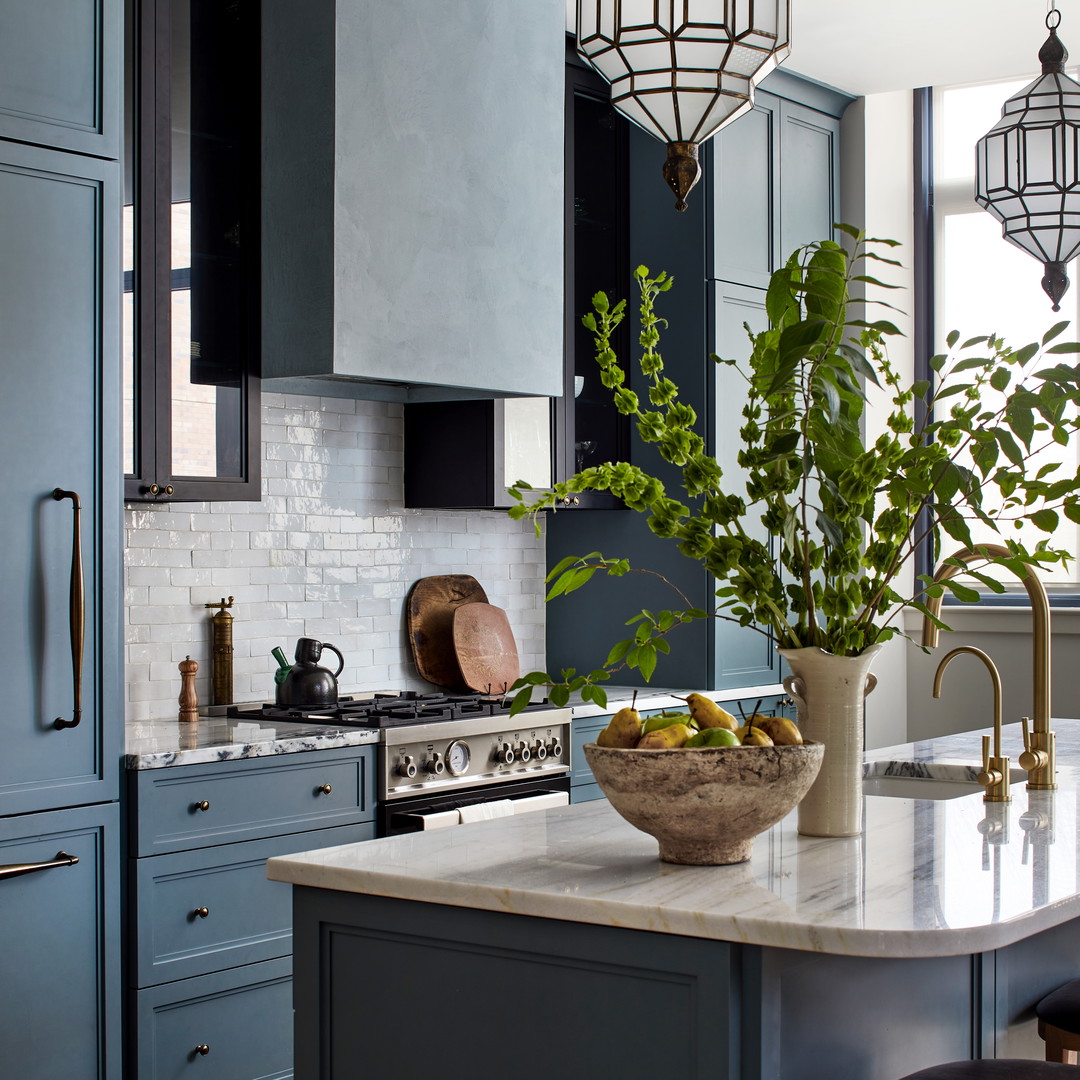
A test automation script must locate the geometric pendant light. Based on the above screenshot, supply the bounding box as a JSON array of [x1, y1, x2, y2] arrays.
[[975, 7, 1080, 311], [577, 1, 791, 211]]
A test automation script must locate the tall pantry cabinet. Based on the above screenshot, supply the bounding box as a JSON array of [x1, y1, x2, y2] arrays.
[[0, 3, 123, 1077], [546, 70, 852, 692]]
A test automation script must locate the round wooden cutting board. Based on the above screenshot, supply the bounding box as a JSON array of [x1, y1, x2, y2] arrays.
[[406, 575, 489, 691], [452, 602, 521, 694]]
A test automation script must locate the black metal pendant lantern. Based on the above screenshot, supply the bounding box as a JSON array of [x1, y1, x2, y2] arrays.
[[577, 1, 791, 212], [976, 7, 1080, 311]]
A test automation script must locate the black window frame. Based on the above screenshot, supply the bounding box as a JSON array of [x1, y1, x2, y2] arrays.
[[124, 0, 261, 504]]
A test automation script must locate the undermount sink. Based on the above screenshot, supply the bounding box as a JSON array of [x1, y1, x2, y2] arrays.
[[862, 766, 1027, 801]]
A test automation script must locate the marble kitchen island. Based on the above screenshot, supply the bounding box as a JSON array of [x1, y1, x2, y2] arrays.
[[268, 719, 1080, 1080]]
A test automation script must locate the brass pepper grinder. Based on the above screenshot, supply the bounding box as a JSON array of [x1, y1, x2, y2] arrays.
[[178, 657, 199, 723], [204, 596, 235, 705]]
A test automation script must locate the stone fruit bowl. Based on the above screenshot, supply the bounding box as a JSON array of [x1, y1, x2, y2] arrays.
[[583, 741, 824, 865]]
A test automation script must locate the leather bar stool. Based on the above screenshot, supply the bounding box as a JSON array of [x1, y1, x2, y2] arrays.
[[899, 1062, 1079, 1078], [1037, 979, 1080, 1064]]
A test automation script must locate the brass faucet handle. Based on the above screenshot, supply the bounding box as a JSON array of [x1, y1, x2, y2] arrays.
[[1019, 716, 1050, 772], [977, 735, 1001, 789]]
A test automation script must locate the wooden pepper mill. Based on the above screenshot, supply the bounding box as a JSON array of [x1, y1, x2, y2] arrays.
[[178, 656, 199, 723], [204, 596, 234, 705]]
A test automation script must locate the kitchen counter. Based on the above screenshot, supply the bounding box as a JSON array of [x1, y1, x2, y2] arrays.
[[267, 717, 1080, 958], [272, 718, 1080, 1078], [124, 716, 377, 770]]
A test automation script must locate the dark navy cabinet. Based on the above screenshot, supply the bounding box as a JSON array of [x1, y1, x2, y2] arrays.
[[126, 747, 377, 1078], [545, 72, 851, 691], [0, 3, 123, 1077]]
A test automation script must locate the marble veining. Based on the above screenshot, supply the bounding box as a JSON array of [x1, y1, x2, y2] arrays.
[[125, 717, 377, 769], [268, 718, 1080, 959]]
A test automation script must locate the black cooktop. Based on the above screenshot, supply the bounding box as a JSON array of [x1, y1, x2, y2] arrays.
[[227, 690, 552, 728]]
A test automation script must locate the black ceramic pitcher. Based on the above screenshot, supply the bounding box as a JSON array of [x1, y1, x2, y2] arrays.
[[276, 637, 345, 707]]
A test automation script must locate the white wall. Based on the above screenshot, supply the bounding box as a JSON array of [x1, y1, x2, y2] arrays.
[[840, 90, 916, 749], [124, 392, 547, 721]]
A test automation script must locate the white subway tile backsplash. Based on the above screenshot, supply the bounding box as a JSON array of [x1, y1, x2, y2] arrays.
[[124, 392, 547, 720]]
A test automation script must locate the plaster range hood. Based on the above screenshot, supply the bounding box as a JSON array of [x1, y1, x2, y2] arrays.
[[260, 0, 565, 403]]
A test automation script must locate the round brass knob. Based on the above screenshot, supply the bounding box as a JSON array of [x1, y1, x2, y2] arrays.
[[317, 784, 332, 795], [194, 800, 210, 812], [195, 1044, 210, 1056], [165, 485, 174, 496], [148, 483, 160, 495], [194, 907, 209, 919]]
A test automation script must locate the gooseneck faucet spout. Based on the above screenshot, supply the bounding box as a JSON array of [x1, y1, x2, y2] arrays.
[[921, 544, 1055, 789], [933, 645, 1010, 802]]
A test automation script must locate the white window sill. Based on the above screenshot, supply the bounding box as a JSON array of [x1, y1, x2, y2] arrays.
[[901, 604, 1080, 636]]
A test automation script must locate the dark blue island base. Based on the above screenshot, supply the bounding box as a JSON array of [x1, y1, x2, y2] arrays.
[[290, 886, 1080, 1080]]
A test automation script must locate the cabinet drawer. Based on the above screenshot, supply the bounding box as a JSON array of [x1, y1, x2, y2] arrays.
[[130, 747, 375, 855], [135, 958, 292, 1080], [132, 822, 375, 987]]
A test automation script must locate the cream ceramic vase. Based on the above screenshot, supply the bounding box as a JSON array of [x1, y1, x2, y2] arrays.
[[779, 644, 882, 838]]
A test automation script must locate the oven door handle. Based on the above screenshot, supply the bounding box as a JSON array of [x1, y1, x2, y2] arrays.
[[508, 791, 569, 814]]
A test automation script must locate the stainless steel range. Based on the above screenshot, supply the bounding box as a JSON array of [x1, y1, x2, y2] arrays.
[[227, 692, 572, 835]]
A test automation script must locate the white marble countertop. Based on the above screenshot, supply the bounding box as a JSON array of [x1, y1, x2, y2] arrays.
[[268, 717, 1080, 959], [124, 717, 378, 769], [125, 684, 784, 769]]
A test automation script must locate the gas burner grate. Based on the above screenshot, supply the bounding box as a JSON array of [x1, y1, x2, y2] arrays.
[[226, 690, 548, 728]]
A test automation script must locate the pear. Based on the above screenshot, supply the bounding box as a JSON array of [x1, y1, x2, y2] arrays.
[[640, 711, 693, 736], [596, 706, 642, 748], [636, 723, 694, 749], [734, 724, 774, 747], [750, 715, 803, 746], [683, 693, 738, 731]]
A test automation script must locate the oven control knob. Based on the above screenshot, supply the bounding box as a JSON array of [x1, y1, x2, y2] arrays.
[[396, 755, 418, 779], [547, 738, 563, 759], [425, 753, 445, 775], [515, 742, 531, 763], [532, 740, 548, 761], [497, 743, 515, 766]]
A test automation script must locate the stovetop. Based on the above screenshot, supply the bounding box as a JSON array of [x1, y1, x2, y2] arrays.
[[226, 690, 553, 729]]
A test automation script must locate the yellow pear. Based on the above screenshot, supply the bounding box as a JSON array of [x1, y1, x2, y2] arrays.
[[734, 725, 774, 747], [636, 723, 694, 749], [683, 693, 738, 731], [596, 706, 642, 748], [750, 715, 803, 746]]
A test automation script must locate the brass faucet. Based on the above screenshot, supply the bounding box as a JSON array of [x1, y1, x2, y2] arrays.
[[933, 646, 1010, 802], [921, 544, 1055, 789]]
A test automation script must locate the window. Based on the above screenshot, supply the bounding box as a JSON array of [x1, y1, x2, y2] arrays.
[[930, 78, 1080, 590], [124, 0, 260, 502]]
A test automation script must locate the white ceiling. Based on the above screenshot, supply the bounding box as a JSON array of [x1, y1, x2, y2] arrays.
[[564, 1, 1057, 96], [789, 0, 1051, 95]]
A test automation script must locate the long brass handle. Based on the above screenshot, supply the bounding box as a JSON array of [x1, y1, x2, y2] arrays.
[[52, 489, 83, 730], [0, 850, 79, 881]]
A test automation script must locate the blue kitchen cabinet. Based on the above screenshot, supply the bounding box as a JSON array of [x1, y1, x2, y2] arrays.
[[0, 138, 122, 817], [0, 3, 123, 1075], [571, 694, 792, 802], [127, 746, 377, 1078], [0, 0, 121, 158], [0, 804, 121, 1079], [545, 72, 850, 691]]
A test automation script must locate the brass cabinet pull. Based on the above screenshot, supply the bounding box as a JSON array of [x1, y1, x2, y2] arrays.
[[194, 1044, 210, 1056], [148, 484, 174, 497], [193, 906, 209, 919], [193, 800, 210, 812], [0, 850, 78, 882], [316, 784, 332, 795], [51, 489, 83, 730]]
